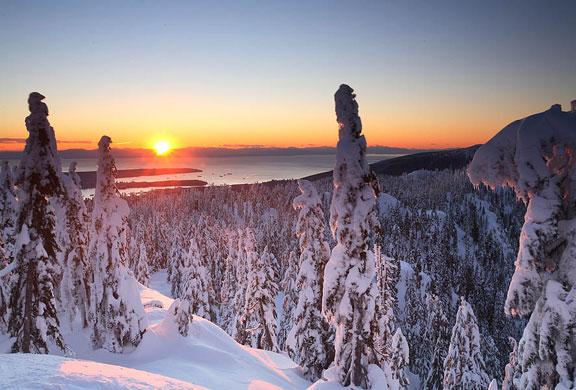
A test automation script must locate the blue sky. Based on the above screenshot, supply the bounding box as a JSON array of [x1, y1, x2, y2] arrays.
[[1, 1, 575, 149]]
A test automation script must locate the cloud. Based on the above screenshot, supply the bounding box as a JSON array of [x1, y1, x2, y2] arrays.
[[57, 140, 92, 144], [0, 138, 26, 144], [0, 138, 91, 145]]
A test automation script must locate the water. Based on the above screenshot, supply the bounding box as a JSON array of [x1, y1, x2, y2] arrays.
[[4, 153, 401, 194]]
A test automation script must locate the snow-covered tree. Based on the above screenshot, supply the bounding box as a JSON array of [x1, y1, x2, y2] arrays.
[[180, 237, 211, 320], [232, 228, 249, 341], [239, 236, 279, 351], [501, 337, 519, 390], [89, 135, 147, 353], [443, 297, 490, 389], [7, 92, 66, 354], [169, 224, 188, 298], [322, 84, 381, 388], [166, 298, 193, 337], [132, 241, 150, 286], [60, 162, 92, 328], [220, 230, 238, 334], [0, 238, 9, 332], [468, 104, 576, 388], [278, 249, 298, 350], [286, 179, 332, 381], [423, 292, 451, 390], [0, 161, 17, 257], [390, 328, 410, 388], [374, 246, 400, 367]]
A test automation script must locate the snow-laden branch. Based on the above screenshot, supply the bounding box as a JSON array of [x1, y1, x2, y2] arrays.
[[0, 261, 16, 278]]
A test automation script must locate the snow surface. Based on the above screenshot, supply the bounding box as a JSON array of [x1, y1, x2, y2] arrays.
[[1, 270, 311, 389], [0, 354, 203, 389]]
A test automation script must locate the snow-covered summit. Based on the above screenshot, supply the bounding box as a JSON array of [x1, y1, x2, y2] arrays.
[[468, 103, 576, 202]]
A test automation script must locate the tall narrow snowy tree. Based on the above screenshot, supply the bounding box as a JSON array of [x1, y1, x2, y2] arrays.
[[132, 241, 150, 286], [180, 237, 211, 320], [468, 104, 576, 388], [278, 249, 298, 350], [89, 135, 147, 353], [389, 328, 410, 388], [0, 161, 17, 257], [322, 84, 381, 388], [60, 162, 92, 328], [240, 239, 279, 351], [374, 246, 400, 367], [220, 230, 238, 335], [443, 297, 490, 389], [286, 179, 332, 381], [7, 92, 66, 353], [0, 238, 9, 332], [232, 228, 249, 341]]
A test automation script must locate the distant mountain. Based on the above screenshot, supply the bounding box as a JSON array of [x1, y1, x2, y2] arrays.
[[303, 145, 480, 181], [0, 145, 428, 160]]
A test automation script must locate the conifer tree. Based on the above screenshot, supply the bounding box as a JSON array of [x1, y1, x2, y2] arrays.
[[89, 136, 147, 353], [232, 228, 249, 341], [241, 243, 279, 351], [286, 179, 332, 381], [322, 84, 381, 388], [60, 162, 92, 328], [390, 328, 410, 388], [278, 249, 298, 350], [0, 161, 17, 257], [374, 246, 400, 366], [133, 242, 150, 286], [8, 92, 66, 353], [468, 106, 576, 388], [443, 297, 490, 389], [180, 237, 211, 320]]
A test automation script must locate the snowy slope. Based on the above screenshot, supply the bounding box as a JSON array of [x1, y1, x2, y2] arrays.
[[0, 271, 310, 389], [0, 354, 203, 389]]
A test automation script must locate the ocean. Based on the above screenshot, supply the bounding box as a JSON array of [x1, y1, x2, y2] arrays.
[[4, 153, 401, 195]]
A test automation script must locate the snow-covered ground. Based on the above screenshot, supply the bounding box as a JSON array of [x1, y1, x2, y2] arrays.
[[0, 270, 311, 389]]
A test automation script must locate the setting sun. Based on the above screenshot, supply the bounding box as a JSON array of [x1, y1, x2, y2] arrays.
[[153, 140, 171, 156]]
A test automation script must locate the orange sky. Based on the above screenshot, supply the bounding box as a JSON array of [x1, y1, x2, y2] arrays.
[[1, 3, 574, 153], [1, 89, 564, 153]]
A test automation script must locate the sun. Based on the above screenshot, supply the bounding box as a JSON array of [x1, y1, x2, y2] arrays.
[[153, 140, 171, 156]]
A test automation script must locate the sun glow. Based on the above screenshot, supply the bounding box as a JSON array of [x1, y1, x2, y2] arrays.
[[153, 140, 171, 156]]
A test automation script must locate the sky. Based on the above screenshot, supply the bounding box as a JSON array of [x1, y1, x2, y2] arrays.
[[1, 0, 575, 151]]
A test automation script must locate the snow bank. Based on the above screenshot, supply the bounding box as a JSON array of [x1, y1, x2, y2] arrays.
[[0, 354, 202, 389], [82, 271, 309, 389]]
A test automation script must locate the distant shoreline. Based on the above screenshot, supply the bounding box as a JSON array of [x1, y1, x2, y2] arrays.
[[73, 168, 201, 189]]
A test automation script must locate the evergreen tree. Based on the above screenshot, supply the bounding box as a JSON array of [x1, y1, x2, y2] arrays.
[[167, 298, 193, 337], [133, 242, 150, 286], [232, 228, 249, 341], [0, 237, 9, 332], [423, 292, 451, 390], [89, 136, 147, 353], [286, 179, 332, 381], [8, 92, 66, 353], [60, 162, 92, 328], [322, 84, 381, 388], [390, 328, 410, 388], [0, 161, 17, 258], [468, 107, 576, 388], [220, 230, 238, 335], [278, 249, 298, 350], [180, 237, 211, 320], [443, 297, 490, 389], [501, 337, 519, 390], [374, 246, 400, 366], [404, 263, 427, 374], [240, 242, 279, 351]]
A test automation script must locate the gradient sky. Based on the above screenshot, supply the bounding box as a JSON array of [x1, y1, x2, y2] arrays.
[[1, 0, 575, 151]]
